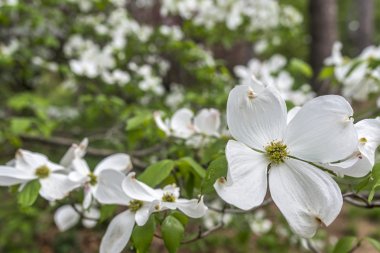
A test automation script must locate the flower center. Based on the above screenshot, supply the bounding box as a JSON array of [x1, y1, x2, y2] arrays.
[[88, 172, 97, 186], [162, 193, 176, 202], [128, 200, 143, 212], [35, 165, 50, 179], [359, 137, 367, 144], [265, 141, 288, 165]]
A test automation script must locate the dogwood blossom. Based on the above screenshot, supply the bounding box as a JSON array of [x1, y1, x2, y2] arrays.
[[154, 108, 221, 140], [215, 84, 358, 238], [54, 204, 100, 232], [99, 172, 207, 253], [69, 153, 133, 208], [0, 150, 78, 201], [325, 118, 380, 177]]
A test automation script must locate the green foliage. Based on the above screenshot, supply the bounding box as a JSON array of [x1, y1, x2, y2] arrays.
[[161, 215, 185, 253], [332, 236, 358, 253], [138, 160, 175, 187], [201, 156, 228, 194], [176, 157, 206, 179], [17, 180, 41, 207], [132, 216, 156, 253]]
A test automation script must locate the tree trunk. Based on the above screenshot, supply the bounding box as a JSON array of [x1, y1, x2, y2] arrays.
[[355, 0, 374, 52], [309, 0, 338, 94]]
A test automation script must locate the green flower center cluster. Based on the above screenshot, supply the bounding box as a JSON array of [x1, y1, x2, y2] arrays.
[[35, 165, 50, 179], [265, 141, 289, 165], [129, 200, 143, 212], [161, 193, 176, 202], [88, 173, 98, 186]]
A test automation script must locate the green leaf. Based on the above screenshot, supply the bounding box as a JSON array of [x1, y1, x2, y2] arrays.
[[333, 236, 358, 253], [368, 163, 380, 202], [366, 237, 380, 251], [177, 157, 205, 179], [99, 204, 118, 222], [138, 160, 175, 187], [10, 117, 33, 134], [132, 216, 156, 253], [318, 66, 335, 80], [171, 211, 189, 226], [201, 156, 228, 194], [126, 113, 152, 131], [161, 215, 185, 253], [17, 180, 41, 207], [289, 58, 313, 78]]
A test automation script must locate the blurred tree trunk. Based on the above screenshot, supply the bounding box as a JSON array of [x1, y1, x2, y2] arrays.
[[309, 0, 337, 95], [355, 0, 374, 52]]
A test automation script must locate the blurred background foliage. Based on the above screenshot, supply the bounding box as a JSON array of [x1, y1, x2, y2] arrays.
[[0, 0, 380, 252]]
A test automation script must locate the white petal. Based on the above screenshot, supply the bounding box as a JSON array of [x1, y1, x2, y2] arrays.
[[327, 155, 372, 178], [83, 188, 93, 209], [100, 210, 135, 253], [214, 140, 268, 210], [269, 159, 343, 238], [82, 207, 100, 228], [54, 205, 80, 232], [95, 153, 132, 174], [356, 118, 380, 165], [39, 173, 80, 201], [60, 138, 88, 167], [0, 166, 35, 186], [72, 158, 91, 175], [287, 106, 301, 124], [153, 111, 170, 135], [15, 149, 48, 171], [173, 197, 208, 218], [285, 95, 358, 163], [194, 108, 221, 136], [122, 172, 160, 202], [135, 204, 153, 226], [227, 85, 287, 150], [94, 170, 131, 206], [170, 108, 195, 139]]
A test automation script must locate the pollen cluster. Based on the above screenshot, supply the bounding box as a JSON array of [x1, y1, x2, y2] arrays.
[[88, 172, 98, 186], [128, 200, 143, 212], [35, 165, 50, 179], [162, 193, 176, 202], [265, 141, 289, 165]]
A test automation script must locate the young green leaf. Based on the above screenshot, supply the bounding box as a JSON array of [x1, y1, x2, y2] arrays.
[[201, 156, 227, 194], [366, 237, 380, 252], [161, 215, 185, 253], [177, 157, 205, 179], [138, 160, 175, 187], [17, 180, 41, 207], [132, 216, 156, 253], [333, 236, 358, 253]]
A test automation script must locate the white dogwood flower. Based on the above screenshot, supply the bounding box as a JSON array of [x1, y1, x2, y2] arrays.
[[99, 171, 207, 253], [0, 150, 78, 201], [122, 172, 208, 218], [54, 204, 100, 232], [69, 153, 132, 208], [326, 118, 380, 177], [154, 108, 221, 140], [215, 84, 358, 238]]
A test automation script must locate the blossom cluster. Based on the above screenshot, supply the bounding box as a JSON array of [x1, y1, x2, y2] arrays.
[[325, 42, 380, 103], [234, 55, 315, 105], [158, 0, 302, 31], [0, 139, 208, 253], [154, 108, 223, 147]]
